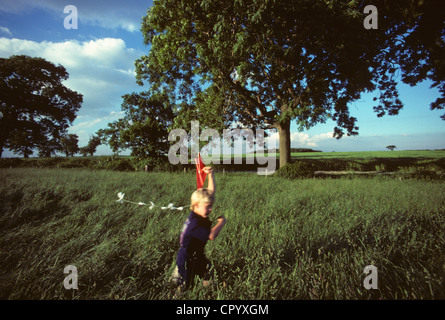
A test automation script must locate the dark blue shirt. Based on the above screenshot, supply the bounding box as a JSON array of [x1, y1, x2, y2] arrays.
[[176, 211, 211, 266]]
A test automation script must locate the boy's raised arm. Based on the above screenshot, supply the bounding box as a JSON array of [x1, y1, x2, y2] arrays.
[[203, 167, 215, 195]]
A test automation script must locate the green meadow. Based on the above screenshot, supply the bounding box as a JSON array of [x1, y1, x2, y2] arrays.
[[2, 150, 445, 175], [1, 157, 444, 299], [290, 150, 445, 159]]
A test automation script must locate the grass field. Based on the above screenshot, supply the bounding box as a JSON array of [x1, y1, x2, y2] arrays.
[[2, 150, 445, 176], [1, 165, 444, 300], [290, 150, 445, 160], [231, 149, 445, 159]]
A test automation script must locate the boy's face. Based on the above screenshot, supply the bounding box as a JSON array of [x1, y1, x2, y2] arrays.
[[193, 202, 213, 218]]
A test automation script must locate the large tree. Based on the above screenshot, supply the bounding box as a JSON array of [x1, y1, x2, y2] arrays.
[[0, 55, 82, 158], [98, 92, 175, 159], [136, 0, 444, 167]]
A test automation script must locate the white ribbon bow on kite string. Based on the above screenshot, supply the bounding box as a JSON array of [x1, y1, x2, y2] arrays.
[[116, 192, 185, 211]]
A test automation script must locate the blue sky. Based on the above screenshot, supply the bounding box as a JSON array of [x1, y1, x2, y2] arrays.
[[0, 0, 444, 157]]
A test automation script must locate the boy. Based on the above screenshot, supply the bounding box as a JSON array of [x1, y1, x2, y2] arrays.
[[175, 166, 226, 289]]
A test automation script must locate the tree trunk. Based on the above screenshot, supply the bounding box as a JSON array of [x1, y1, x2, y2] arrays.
[[277, 119, 291, 169], [0, 128, 7, 159], [0, 139, 4, 159]]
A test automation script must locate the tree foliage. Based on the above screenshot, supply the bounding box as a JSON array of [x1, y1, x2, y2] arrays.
[[7, 129, 36, 158], [0, 55, 82, 158], [59, 133, 79, 157], [136, 0, 444, 167], [98, 92, 175, 159], [79, 135, 101, 157], [36, 137, 61, 158], [391, 0, 445, 118]]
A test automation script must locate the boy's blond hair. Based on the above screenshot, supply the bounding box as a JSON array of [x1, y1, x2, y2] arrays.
[[190, 188, 214, 210]]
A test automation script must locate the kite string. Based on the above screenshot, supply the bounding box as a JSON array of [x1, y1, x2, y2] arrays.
[[116, 154, 204, 211], [116, 192, 187, 211]]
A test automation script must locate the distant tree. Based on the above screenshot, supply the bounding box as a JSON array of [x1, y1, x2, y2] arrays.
[[386, 145, 397, 151], [0, 55, 82, 158], [36, 137, 61, 158], [98, 92, 174, 159], [79, 135, 101, 157], [79, 147, 88, 157], [59, 134, 79, 157]]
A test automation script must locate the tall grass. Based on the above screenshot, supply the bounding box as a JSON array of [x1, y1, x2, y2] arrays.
[[0, 168, 444, 299]]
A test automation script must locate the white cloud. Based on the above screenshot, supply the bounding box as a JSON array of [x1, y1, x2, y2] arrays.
[[68, 110, 126, 145], [109, 110, 125, 117], [0, 37, 143, 148], [291, 132, 317, 148], [312, 132, 335, 141], [265, 131, 336, 150], [0, 26, 12, 36], [70, 118, 103, 131], [0, 37, 143, 118], [70, 110, 124, 131]]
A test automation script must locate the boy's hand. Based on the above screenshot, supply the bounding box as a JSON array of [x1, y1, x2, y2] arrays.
[[216, 215, 226, 223], [203, 166, 215, 196], [202, 166, 213, 174]]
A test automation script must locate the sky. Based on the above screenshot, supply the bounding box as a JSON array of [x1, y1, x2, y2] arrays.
[[0, 0, 444, 157]]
